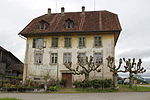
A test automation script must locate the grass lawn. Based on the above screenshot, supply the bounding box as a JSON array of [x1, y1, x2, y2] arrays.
[[0, 98, 20, 100], [57, 88, 118, 93], [57, 85, 150, 93], [132, 85, 150, 92], [119, 84, 150, 92], [75, 88, 117, 93]]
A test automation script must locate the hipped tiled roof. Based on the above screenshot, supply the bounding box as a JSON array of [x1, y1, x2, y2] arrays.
[[19, 10, 121, 37]]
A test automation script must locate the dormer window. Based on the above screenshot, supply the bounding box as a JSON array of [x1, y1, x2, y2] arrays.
[[40, 23, 46, 30], [39, 20, 49, 30], [65, 18, 74, 29]]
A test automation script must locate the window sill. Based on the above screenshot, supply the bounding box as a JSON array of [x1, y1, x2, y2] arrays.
[[93, 46, 103, 48], [78, 46, 86, 49], [64, 47, 72, 49], [50, 47, 59, 49], [34, 63, 43, 65], [33, 48, 45, 49], [49, 63, 58, 65]]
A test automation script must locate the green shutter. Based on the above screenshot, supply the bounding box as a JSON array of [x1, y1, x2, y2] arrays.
[[33, 38, 36, 48]]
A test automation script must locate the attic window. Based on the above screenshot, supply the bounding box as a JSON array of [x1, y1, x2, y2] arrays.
[[39, 20, 48, 30], [65, 18, 74, 29]]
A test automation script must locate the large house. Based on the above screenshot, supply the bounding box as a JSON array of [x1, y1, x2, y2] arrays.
[[19, 7, 121, 87]]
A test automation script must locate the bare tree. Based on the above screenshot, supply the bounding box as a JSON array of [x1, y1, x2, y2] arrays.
[[123, 58, 146, 88], [43, 69, 51, 92], [106, 56, 126, 88], [64, 56, 102, 81], [43, 72, 49, 92]]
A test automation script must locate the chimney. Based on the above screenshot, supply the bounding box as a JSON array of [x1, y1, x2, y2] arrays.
[[61, 7, 65, 14], [48, 8, 51, 15], [82, 6, 85, 12]]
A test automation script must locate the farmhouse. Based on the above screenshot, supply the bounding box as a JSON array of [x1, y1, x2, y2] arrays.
[[0, 46, 23, 86], [19, 7, 121, 87]]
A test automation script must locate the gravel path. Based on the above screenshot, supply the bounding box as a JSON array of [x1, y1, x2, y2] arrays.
[[0, 92, 150, 100]]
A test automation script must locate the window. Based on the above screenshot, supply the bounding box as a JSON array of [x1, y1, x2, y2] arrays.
[[65, 18, 74, 29], [94, 36, 102, 47], [33, 38, 45, 49], [93, 53, 103, 64], [50, 53, 58, 64], [78, 53, 86, 64], [63, 53, 71, 63], [40, 23, 46, 30], [51, 37, 58, 47], [64, 37, 71, 47], [79, 37, 85, 47], [39, 20, 49, 30], [34, 52, 43, 64]]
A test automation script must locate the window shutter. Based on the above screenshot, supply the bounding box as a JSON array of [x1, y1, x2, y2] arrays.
[[33, 38, 36, 48], [44, 40, 46, 48]]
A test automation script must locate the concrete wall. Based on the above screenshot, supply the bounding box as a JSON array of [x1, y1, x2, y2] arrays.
[[24, 33, 115, 82]]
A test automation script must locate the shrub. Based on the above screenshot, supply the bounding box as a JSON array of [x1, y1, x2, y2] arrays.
[[80, 80, 92, 88], [91, 79, 101, 88], [47, 79, 57, 87], [48, 86, 58, 91], [73, 79, 112, 89], [73, 81, 82, 88], [60, 79, 67, 87], [3, 83, 17, 88], [103, 79, 112, 88]]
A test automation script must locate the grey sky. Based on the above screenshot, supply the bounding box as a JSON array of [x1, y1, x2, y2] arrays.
[[0, 0, 150, 77]]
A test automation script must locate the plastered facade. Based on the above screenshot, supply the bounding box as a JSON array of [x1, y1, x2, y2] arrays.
[[23, 33, 115, 82]]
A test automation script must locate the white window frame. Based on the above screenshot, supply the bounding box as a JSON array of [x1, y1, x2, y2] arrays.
[[63, 53, 71, 63], [50, 53, 58, 64], [34, 52, 43, 65], [93, 52, 103, 64], [33, 38, 45, 49], [78, 53, 86, 64]]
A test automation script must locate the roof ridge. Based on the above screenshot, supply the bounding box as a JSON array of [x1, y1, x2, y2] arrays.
[[79, 14, 86, 31], [99, 12, 102, 30]]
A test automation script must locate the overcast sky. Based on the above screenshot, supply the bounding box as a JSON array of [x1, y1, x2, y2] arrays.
[[0, 0, 150, 78]]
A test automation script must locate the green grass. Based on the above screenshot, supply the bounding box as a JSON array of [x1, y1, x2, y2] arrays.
[[132, 85, 150, 92], [54, 88, 117, 93], [49, 85, 150, 93], [118, 85, 135, 92], [0, 98, 20, 100], [119, 84, 150, 92], [76, 88, 118, 93]]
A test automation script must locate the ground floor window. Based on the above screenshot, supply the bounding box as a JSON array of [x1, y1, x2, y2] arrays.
[[78, 53, 86, 64], [93, 52, 103, 64], [34, 52, 43, 64], [63, 53, 71, 63], [50, 53, 58, 64]]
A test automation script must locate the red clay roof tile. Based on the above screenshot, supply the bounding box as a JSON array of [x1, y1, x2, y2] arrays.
[[19, 10, 121, 37]]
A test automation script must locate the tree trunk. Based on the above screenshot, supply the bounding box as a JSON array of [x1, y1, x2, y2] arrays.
[[84, 73, 89, 81], [44, 80, 48, 92], [129, 72, 133, 88], [113, 73, 118, 89]]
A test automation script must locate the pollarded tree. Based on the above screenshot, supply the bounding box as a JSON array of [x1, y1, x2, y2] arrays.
[[106, 56, 126, 88], [122, 58, 146, 88], [64, 56, 102, 81]]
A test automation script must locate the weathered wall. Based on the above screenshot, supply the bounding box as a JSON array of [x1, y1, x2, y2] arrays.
[[24, 33, 115, 82]]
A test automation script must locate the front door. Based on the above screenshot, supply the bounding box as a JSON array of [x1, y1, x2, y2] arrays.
[[62, 73, 72, 88]]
